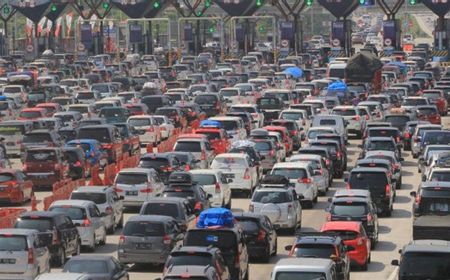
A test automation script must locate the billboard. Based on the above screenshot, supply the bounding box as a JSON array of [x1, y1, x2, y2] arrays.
[[331, 21, 345, 48], [280, 21, 294, 41], [129, 24, 143, 44]]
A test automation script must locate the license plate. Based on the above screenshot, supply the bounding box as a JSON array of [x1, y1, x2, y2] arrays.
[[134, 243, 151, 249], [126, 191, 138, 196], [201, 106, 211, 109], [223, 174, 235, 179], [0, 259, 15, 264]]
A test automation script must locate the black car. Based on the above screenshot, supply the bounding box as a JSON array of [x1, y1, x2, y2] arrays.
[[138, 153, 182, 182], [309, 140, 345, 178], [298, 146, 334, 176], [327, 189, 379, 248], [285, 233, 352, 280], [14, 211, 81, 267], [256, 97, 285, 125], [234, 212, 277, 262], [347, 167, 394, 217]]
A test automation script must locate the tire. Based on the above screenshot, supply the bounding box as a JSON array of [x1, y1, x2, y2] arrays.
[[225, 198, 232, 209], [53, 247, 66, 267], [88, 235, 96, 252], [313, 194, 318, 203], [272, 240, 277, 256], [73, 240, 81, 256], [243, 266, 249, 280], [261, 244, 271, 263], [117, 215, 124, 229], [396, 178, 402, 189], [107, 218, 116, 234], [361, 261, 368, 271], [99, 228, 107, 246]]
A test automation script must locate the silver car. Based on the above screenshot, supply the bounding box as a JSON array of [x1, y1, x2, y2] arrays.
[[0, 228, 51, 280], [118, 215, 184, 265], [70, 186, 124, 234]]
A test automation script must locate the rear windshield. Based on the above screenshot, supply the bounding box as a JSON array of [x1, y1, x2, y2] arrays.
[[417, 107, 438, 115], [23, 133, 52, 143], [423, 93, 440, 99], [271, 168, 307, 179], [191, 174, 216, 185], [400, 252, 450, 278], [196, 131, 220, 141], [19, 111, 41, 119], [319, 119, 336, 126], [0, 125, 25, 135], [281, 112, 302, 120], [404, 99, 428, 106], [49, 206, 86, 221], [26, 150, 57, 162], [275, 272, 327, 280], [254, 141, 272, 151], [15, 218, 53, 232], [424, 132, 450, 145], [211, 157, 247, 168], [349, 172, 388, 193], [99, 109, 125, 118], [115, 173, 148, 184], [194, 95, 217, 104], [369, 129, 397, 138], [166, 253, 213, 267], [128, 118, 151, 126], [430, 172, 450, 182], [163, 190, 195, 199], [294, 244, 335, 258], [78, 128, 111, 143], [0, 235, 27, 251], [185, 230, 237, 251], [323, 230, 359, 241], [219, 121, 238, 131], [64, 260, 108, 274], [142, 203, 180, 218], [70, 192, 106, 204], [174, 141, 201, 152], [123, 221, 165, 236], [77, 92, 94, 99], [368, 140, 396, 152], [420, 197, 450, 215], [332, 109, 357, 116], [68, 106, 88, 114], [331, 201, 368, 216], [308, 130, 333, 139], [252, 191, 291, 203], [385, 116, 409, 127]]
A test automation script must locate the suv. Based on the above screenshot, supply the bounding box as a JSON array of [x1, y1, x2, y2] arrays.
[[163, 246, 230, 280], [15, 211, 81, 267], [327, 189, 379, 248], [392, 240, 450, 280], [285, 233, 351, 280], [249, 175, 302, 233], [173, 134, 215, 169], [22, 129, 63, 152], [347, 167, 394, 216], [138, 153, 182, 182], [184, 226, 249, 280], [70, 186, 124, 234]]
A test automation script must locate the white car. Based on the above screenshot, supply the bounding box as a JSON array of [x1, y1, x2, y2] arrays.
[[306, 127, 338, 144], [230, 104, 264, 128], [209, 116, 247, 142], [331, 106, 366, 138], [113, 168, 164, 207], [2, 85, 27, 103], [70, 186, 124, 234], [270, 162, 319, 208], [290, 154, 330, 195], [173, 134, 215, 169], [190, 169, 232, 208], [152, 115, 175, 139], [35, 273, 90, 280], [48, 200, 107, 251], [250, 186, 302, 231], [127, 115, 161, 146], [211, 153, 259, 197]]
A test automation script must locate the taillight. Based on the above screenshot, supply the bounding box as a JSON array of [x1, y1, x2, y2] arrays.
[[215, 182, 221, 194], [257, 230, 266, 241], [74, 161, 82, 167], [52, 229, 60, 245], [81, 219, 92, 227], [404, 132, 411, 139], [184, 164, 191, 171], [269, 150, 275, 156], [299, 177, 312, 184], [325, 213, 331, 221], [23, 163, 28, 172], [346, 183, 351, 189], [194, 201, 202, 211], [243, 168, 250, 180], [365, 115, 369, 120], [325, 159, 330, 166], [353, 115, 360, 121], [146, 127, 154, 132], [367, 214, 373, 223], [291, 130, 298, 136], [385, 184, 390, 197], [415, 194, 421, 204], [140, 187, 153, 193], [119, 235, 125, 245], [163, 234, 171, 245], [336, 151, 342, 159], [357, 238, 363, 246], [27, 249, 34, 264], [396, 136, 400, 143], [414, 137, 420, 143], [102, 143, 113, 149]]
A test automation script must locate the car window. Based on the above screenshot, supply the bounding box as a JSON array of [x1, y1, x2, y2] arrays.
[[252, 191, 291, 204], [123, 221, 165, 236], [142, 203, 180, 218], [0, 235, 27, 251], [71, 192, 107, 204]]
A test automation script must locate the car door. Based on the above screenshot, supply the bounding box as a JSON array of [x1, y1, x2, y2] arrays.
[[55, 216, 71, 253], [16, 171, 33, 200], [263, 216, 276, 253], [111, 191, 123, 225], [33, 235, 49, 273], [89, 205, 104, 238]]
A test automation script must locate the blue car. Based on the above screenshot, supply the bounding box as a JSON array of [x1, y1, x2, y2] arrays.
[[65, 139, 108, 167]]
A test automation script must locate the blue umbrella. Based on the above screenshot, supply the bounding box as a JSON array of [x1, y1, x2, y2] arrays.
[[328, 81, 347, 91], [283, 67, 303, 78]]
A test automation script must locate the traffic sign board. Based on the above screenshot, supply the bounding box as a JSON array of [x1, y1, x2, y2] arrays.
[[26, 44, 34, 53], [384, 38, 392, 46], [77, 43, 85, 52], [332, 39, 340, 46], [281, 40, 289, 47]]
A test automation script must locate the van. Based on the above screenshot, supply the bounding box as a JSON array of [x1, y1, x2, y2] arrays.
[[312, 115, 347, 143], [141, 95, 172, 114], [0, 120, 33, 156]]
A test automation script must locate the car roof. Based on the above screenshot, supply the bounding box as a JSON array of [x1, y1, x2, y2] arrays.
[[127, 214, 175, 223], [72, 186, 112, 194], [333, 189, 371, 198], [273, 162, 309, 168], [350, 167, 388, 174], [69, 255, 112, 261], [295, 233, 341, 245], [143, 197, 187, 204], [420, 181, 450, 189], [118, 167, 154, 174], [50, 199, 94, 207], [215, 153, 248, 159], [189, 169, 221, 175], [321, 221, 362, 232], [35, 273, 89, 280], [0, 228, 37, 235], [367, 137, 395, 141]]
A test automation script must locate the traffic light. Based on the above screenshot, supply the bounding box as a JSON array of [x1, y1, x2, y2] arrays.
[[3, 5, 10, 14], [197, 11, 203, 16], [205, 0, 211, 8], [209, 26, 216, 33], [102, 2, 109, 9], [153, 0, 161, 9], [359, 0, 365, 4], [50, 4, 57, 12], [409, 0, 416, 5], [306, 0, 313, 6], [258, 25, 265, 32], [256, 0, 263, 7]]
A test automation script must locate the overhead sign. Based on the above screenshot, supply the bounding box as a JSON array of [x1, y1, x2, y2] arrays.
[[80, 23, 93, 47], [281, 40, 289, 47], [110, 0, 153, 18], [421, 0, 450, 17], [318, 0, 359, 18], [129, 24, 143, 44], [331, 21, 345, 48], [26, 44, 34, 53], [10, 0, 51, 23], [383, 20, 397, 48], [332, 39, 340, 46], [280, 21, 294, 41], [214, 0, 262, 16], [77, 43, 85, 52]]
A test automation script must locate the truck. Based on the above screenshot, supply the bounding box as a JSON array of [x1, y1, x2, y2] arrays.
[[345, 52, 383, 94]]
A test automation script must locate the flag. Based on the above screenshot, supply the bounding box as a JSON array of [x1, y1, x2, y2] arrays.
[[25, 18, 33, 38], [37, 17, 47, 36], [55, 17, 62, 38], [46, 19, 53, 37], [65, 12, 73, 35]]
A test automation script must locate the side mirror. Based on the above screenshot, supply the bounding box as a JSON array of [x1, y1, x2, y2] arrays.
[[285, 245, 293, 251], [391, 260, 399, 266], [410, 191, 417, 197]]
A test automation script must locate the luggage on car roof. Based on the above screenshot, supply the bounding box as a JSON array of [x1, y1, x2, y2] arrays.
[[197, 208, 235, 228]]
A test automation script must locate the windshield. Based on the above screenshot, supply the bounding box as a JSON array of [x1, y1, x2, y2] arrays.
[[64, 260, 109, 274], [78, 128, 111, 143], [385, 116, 409, 127], [368, 141, 395, 152], [294, 244, 336, 258], [254, 141, 272, 151], [332, 109, 357, 116], [77, 92, 94, 99], [19, 111, 41, 119], [423, 93, 441, 100], [420, 198, 450, 215], [271, 168, 307, 179], [211, 157, 247, 169], [195, 95, 217, 104], [252, 191, 291, 203], [275, 272, 327, 280], [166, 254, 213, 267], [222, 90, 239, 97], [115, 173, 148, 184], [281, 112, 302, 121], [70, 192, 106, 204], [417, 107, 438, 115], [141, 203, 179, 218], [331, 202, 368, 216], [400, 252, 450, 278], [191, 174, 216, 185], [49, 206, 86, 221], [424, 133, 450, 145], [123, 221, 165, 236], [349, 172, 387, 194], [430, 172, 450, 182]]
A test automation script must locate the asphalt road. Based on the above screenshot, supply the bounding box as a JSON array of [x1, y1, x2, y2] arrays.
[[12, 116, 450, 280]]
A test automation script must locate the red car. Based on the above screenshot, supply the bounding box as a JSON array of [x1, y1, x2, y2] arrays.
[[124, 103, 149, 116], [35, 103, 62, 117], [18, 108, 47, 120], [0, 169, 33, 204], [264, 125, 293, 155], [422, 90, 448, 116], [321, 221, 371, 270], [416, 105, 441, 125], [194, 127, 230, 154]]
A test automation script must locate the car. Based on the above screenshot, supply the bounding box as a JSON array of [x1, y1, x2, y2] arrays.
[[358, 101, 385, 121], [234, 212, 277, 262], [309, 139, 346, 178], [420, 130, 450, 156], [211, 153, 259, 197], [285, 233, 351, 280], [392, 240, 450, 280], [298, 146, 334, 176], [138, 153, 182, 182], [403, 121, 431, 151], [306, 126, 339, 144], [21, 129, 63, 152], [113, 167, 164, 208], [422, 89, 448, 115], [0, 228, 51, 280], [159, 264, 223, 280], [63, 255, 128, 280], [346, 167, 394, 216], [14, 211, 81, 267], [0, 169, 33, 204], [163, 246, 231, 280], [230, 104, 264, 128], [126, 115, 162, 146], [190, 169, 232, 208], [118, 215, 184, 265], [416, 105, 441, 124], [139, 197, 196, 232], [364, 150, 403, 188], [152, 115, 176, 140], [0, 120, 34, 157], [270, 162, 318, 208], [360, 136, 400, 160], [53, 111, 83, 128], [70, 186, 124, 234], [321, 221, 371, 270], [249, 175, 302, 232], [18, 108, 47, 120], [173, 134, 215, 169], [24, 147, 68, 189], [410, 124, 442, 158], [48, 200, 107, 251], [311, 115, 347, 143], [290, 154, 331, 194], [271, 258, 339, 280], [193, 126, 231, 155], [331, 106, 366, 138]]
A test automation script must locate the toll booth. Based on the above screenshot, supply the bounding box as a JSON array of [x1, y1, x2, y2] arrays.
[[433, 18, 449, 61], [382, 19, 401, 56], [331, 20, 352, 57]]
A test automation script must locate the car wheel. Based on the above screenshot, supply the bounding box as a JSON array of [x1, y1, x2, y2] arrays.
[[313, 195, 318, 203], [99, 228, 107, 245], [107, 218, 116, 234], [361, 260, 368, 271], [54, 247, 66, 267], [117, 215, 124, 229], [397, 178, 402, 189], [272, 239, 277, 256], [88, 235, 96, 252]]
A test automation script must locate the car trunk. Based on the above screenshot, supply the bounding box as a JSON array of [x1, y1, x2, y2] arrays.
[[121, 221, 167, 254], [25, 150, 58, 174], [0, 235, 29, 273]]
